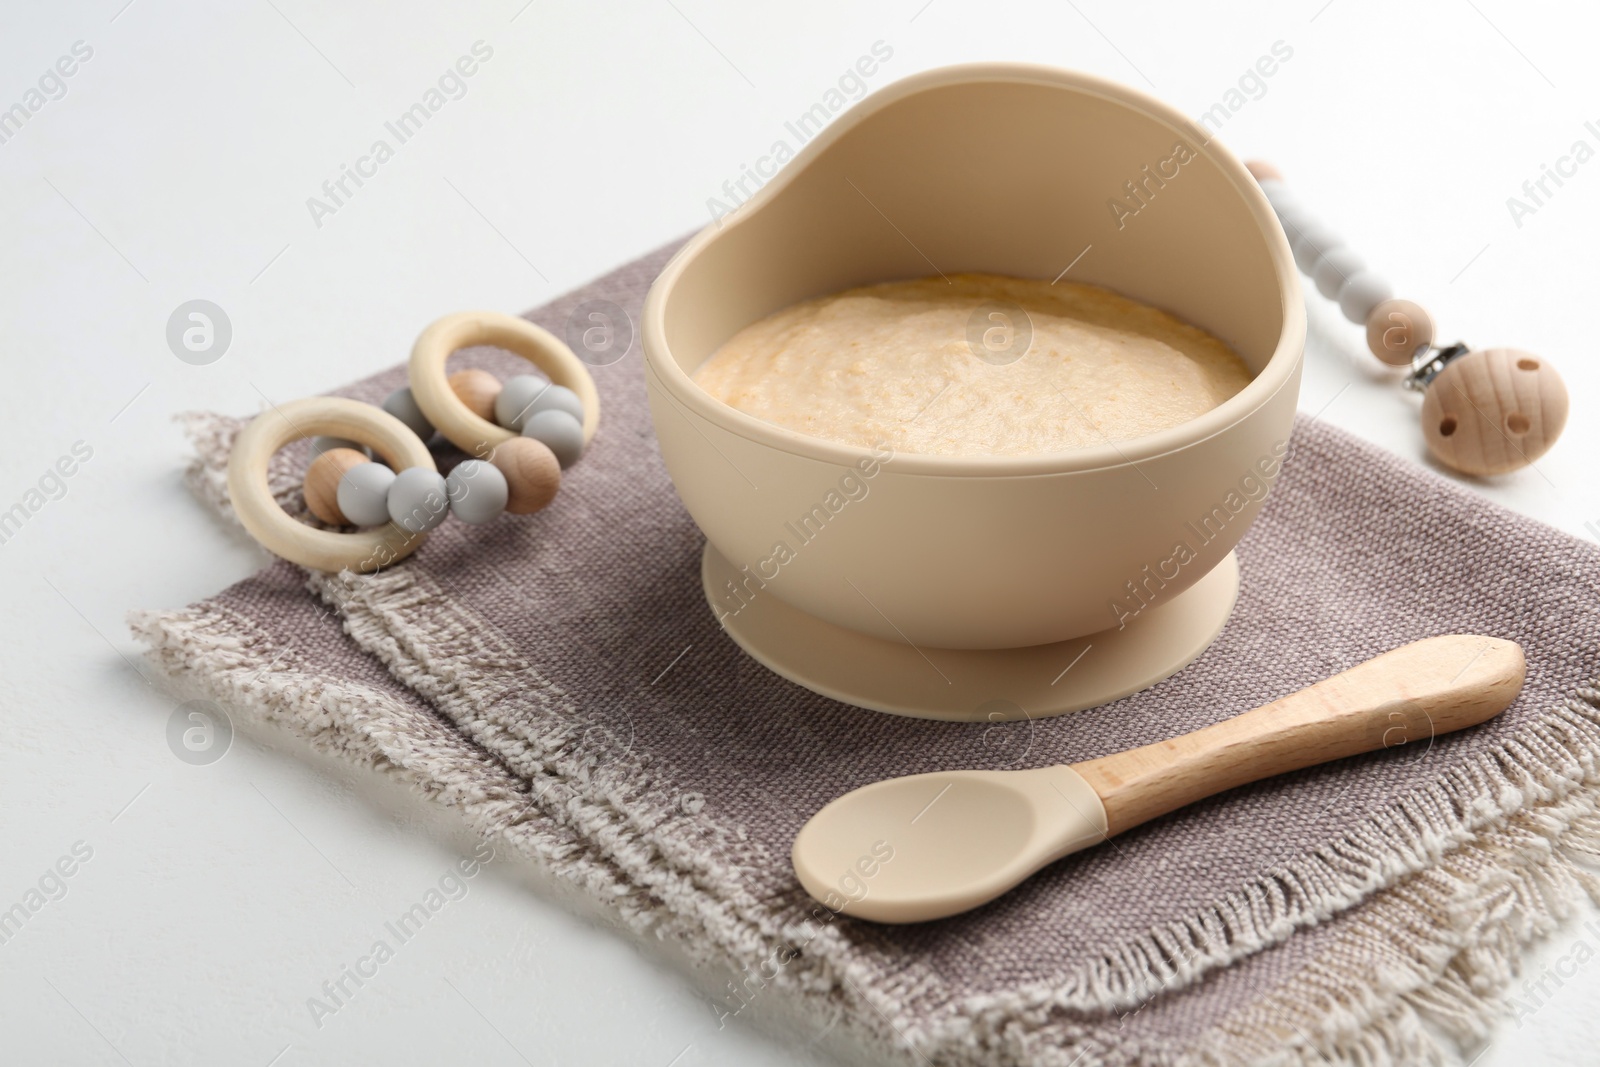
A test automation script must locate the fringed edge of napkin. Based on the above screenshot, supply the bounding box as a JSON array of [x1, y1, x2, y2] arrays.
[[128, 571, 1600, 1067], [960, 695, 1600, 1066], [177, 411, 305, 524], [1207, 761, 1600, 1066], [128, 589, 922, 1067], [140, 410, 1600, 1067], [953, 697, 1600, 1062]]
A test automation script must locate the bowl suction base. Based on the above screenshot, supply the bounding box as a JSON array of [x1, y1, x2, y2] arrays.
[[702, 545, 1240, 721]]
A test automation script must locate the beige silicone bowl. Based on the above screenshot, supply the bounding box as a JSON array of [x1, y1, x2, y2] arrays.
[[642, 63, 1304, 720]]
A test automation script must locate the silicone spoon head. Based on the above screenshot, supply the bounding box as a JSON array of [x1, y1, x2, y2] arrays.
[[791, 766, 1108, 924]]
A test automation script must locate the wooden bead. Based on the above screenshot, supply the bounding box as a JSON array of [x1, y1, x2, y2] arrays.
[[489, 436, 561, 514], [449, 369, 503, 422], [1421, 348, 1568, 477], [1365, 298, 1435, 367], [303, 447, 371, 525]]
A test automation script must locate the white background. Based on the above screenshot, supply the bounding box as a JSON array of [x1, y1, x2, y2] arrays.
[[2, 1, 1598, 1064]]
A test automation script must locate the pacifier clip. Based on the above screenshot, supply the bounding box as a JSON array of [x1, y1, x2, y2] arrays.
[[1248, 161, 1567, 478]]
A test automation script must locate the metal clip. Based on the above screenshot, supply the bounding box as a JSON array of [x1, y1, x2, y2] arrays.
[[1404, 341, 1471, 392]]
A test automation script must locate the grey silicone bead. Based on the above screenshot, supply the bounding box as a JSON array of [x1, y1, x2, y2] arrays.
[[538, 384, 585, 421], [1314, 246, 1365, 299], [522, 409, 585, 469], [1291, 224, 1339, 275], [495, 375, 546, 430], [445, 460, 509, 525], [1268, 196, 1311, 237], [381, 386, 434, 441], [1273, 207, 1312, 247], [336, 462, 396, 527], [496, 376, 584, 431], [386, 467, 450, 533], [1338, 270, 1393, 324], [311, 436, 369, 459]]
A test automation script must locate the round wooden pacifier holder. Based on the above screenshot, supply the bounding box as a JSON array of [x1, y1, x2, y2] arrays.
[[1248, 161, 1569, 477], [227, 396, 438, 573]]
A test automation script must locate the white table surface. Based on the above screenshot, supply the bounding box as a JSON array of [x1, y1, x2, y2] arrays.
[[3, 1, 1598, 1063]]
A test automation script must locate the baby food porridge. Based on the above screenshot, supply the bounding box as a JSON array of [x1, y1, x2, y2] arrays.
[[693, 273, 1253, 457]]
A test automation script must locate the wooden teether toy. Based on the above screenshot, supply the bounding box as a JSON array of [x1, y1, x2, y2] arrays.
[[407, 310, 600, 460], [1247, 162, 1568, 478], [792, 634, 1524, 923], [228, 311, 598, 573]]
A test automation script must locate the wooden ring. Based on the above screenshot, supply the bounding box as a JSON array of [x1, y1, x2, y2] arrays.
[[227, 396, 437, 573], [408, 310, 600, 455]]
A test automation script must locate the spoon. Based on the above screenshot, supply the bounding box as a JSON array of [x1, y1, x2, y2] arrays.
[[791, 634, 1525, 923]]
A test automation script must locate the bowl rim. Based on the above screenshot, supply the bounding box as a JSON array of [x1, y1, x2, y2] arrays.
[[642, 61, 1306, 478]]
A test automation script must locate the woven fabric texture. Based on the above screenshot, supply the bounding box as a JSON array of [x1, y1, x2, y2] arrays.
[[134, 241, 1600, 1066]]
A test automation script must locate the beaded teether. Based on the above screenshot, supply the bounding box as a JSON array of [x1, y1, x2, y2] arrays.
[[228, 311, 599, 573], [1247, 161, 1568, 478], [406, 310, 600, 458]]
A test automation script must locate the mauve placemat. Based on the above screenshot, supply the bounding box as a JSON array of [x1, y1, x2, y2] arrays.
[[135, 241, 1600, 1067]]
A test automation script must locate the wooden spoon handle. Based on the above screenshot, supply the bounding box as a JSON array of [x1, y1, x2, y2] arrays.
[[1071, 634, 1525, 836]]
